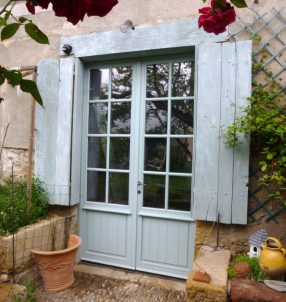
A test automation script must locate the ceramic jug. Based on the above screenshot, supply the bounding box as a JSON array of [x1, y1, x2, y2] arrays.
[[259, 237, 286, 276]]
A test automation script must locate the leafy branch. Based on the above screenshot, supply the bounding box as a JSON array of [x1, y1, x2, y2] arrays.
[[0, 0, 49, 105], [224, 80, 286, 202]]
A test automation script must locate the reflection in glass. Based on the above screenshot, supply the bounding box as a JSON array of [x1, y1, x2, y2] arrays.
[[110, 138, 130, 170], [88, 103, 108, 134], [172, 62, 194, 97], [109, 173, 129, 205], [143, 175, 165, 208], [171, 100, 194, 134], [146, 64, 168, 98], [89, 69, 109, 100], [168, 176, 191, 211], [111, 102, 131, 134], [112, 66, 132, 99], [145, 101, 167, 134], [87, 171, 106, 202], [170, 138, 193, 173], [144, 138, 166, 171], [88, 137, 106, 168]]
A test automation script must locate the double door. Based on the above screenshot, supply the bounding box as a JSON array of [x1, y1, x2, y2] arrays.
[[80, 57, 196, 278]]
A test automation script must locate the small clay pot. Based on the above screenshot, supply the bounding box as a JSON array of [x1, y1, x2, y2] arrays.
[[32, 234, 82, 292]]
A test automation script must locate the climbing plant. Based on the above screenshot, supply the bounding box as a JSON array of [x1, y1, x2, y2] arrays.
[[225, 71, 286, 203]]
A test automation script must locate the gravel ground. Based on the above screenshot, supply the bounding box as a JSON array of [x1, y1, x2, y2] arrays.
[[35, 272, 187, 302]]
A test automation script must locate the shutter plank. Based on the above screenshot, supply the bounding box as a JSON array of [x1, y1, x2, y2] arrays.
[[70, 59, 84, 205], [54, 57, 74, 205], [193, 43, 222, 222], [35, 60, 59, 202], [193, 41, 251, 224], [217, 43, 236, 224], [232, 41, 252, 224]]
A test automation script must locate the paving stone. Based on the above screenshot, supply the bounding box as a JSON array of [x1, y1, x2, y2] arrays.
[[186, 246, 230, 302], [34, 271, 186, 301]]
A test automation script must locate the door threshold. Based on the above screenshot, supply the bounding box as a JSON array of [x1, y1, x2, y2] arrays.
[[76, 261, 186, 291]]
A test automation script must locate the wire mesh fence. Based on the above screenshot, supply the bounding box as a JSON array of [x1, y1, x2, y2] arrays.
[[0, 167, 76, 281], [0, 215, 75, 281]]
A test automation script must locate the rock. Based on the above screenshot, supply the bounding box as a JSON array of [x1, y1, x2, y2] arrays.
[[0, 274, 9, 282], [233, 262, 250, 278], [193, 271, 211, 283], [231, 278, 286, 302]]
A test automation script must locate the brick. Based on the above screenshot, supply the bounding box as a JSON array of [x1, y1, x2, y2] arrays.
[[193, 271, 211, 283]]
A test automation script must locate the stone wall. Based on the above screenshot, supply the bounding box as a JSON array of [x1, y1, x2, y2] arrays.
[[0, 148, 29, 180]]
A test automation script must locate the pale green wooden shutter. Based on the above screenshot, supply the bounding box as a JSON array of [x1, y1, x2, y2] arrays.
[[193, 41, 252, 225], [35, 57, 76, 205]]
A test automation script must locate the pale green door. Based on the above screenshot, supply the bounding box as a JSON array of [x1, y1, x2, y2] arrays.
[[80, 57, 196, 278]]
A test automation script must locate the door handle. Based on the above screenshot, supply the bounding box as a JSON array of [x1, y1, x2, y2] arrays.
[[137, 181, 146, 186]]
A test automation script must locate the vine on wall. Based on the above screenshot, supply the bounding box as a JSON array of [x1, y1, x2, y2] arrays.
[[225, 31, 286, 205]]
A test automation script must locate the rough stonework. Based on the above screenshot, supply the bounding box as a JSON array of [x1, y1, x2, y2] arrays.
[[0, 217, 65, 279], [0, 148, 29, 180], [186, 246, 230, 302]]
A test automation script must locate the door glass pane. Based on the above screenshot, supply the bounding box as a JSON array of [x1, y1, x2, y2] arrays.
[[171, 100, 194, 135], [89, 68, 109, 100], [168, 176, 191, 211], [88, 103, 108, 134], [170, 138, 193, 173], [109, 173, 129, 205], [172, 62, 194, 97], [87, 171, 106, 202], [143, 175, 165, 208], [144, 138, 166, 171], [111, 102, 131, 134], [145, 101, 167, 134], [146, 63, 169, 98], [112, 66, 132, 99], [110, 138, 130, 170], [88, 137, 106, 168]]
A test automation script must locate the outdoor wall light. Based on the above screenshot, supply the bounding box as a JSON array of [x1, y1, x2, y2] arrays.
[[120, 19, 135, 33], [62, 44, 73, 55]]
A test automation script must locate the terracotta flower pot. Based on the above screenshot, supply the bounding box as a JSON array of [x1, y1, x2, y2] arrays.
[[32, 234, 82, 292]]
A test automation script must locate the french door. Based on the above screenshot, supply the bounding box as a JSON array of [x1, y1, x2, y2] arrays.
[[80, 57, 196, 278]]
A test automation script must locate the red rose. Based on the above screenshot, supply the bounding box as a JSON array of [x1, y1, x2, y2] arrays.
[[25, 0, 118, 25], [198, 1, 236, 35], [86, 0, 118, 17]]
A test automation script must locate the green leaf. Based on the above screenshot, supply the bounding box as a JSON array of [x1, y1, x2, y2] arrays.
[[266, 153, 274, 160], [19, 17, 29, 23], [4, 11, 11, 21], [212, 0, 228, 9], [24, 23, 49, 44], [230, 0, 247, 8], [1, 23, 20, 41], [0, 74, 5, 86], [20, 79, 43, 106], [0, 17, 6, 26], [5, 70, 22, 86]]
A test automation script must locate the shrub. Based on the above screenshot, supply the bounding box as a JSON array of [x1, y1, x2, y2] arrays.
[[0, 178, 48, 235]]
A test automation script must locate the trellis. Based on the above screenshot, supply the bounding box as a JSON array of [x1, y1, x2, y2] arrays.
[[229, 7, 286, 222], [229, 7, 286, 92]]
